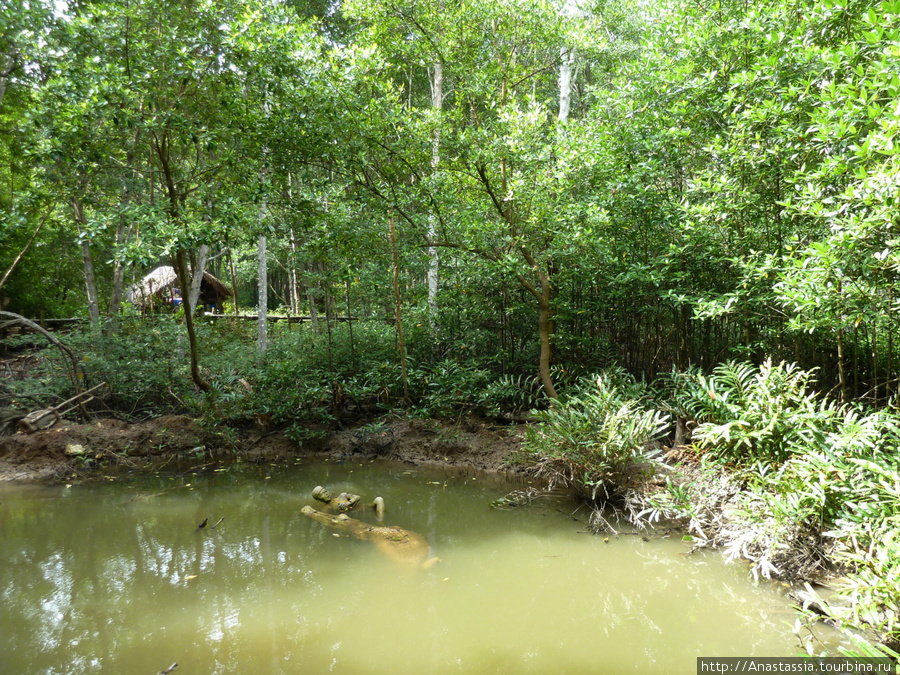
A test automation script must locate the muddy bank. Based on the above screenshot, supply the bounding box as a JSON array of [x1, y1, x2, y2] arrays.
[[0, 414, 526, 483]]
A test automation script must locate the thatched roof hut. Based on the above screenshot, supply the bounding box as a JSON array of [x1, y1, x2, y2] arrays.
[[127, 266, 232, 310]]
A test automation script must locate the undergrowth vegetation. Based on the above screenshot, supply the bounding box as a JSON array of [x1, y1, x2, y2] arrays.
[[1, 317, 549, 424]]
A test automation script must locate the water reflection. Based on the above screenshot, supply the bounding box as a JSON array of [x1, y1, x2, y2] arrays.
[[0, 463, 823, 674]]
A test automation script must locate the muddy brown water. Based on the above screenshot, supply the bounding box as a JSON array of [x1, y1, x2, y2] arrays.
[[0, 460, 839, 673]]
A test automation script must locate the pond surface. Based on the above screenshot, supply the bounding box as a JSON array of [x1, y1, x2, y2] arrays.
[[1, 461, 825, 673]]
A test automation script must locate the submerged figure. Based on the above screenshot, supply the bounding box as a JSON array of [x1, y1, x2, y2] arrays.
[[301, 506, 439, 569], [312, 485, 385, 520]]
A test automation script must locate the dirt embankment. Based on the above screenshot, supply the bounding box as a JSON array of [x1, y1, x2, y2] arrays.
[[0, 414, 526, 483]]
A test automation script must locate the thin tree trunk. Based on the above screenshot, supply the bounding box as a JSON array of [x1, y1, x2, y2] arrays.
[[558, 47, 572, 123], [324, 281, 333, 370], [427, 61, 442, 321], [836, 328, 848, 404], [389, 210, 410, 404], [509, 261, 559, 401], [537, 290, 558, 400], [188, 244, 210, 314], [227, 247, 240, 315], [853, 322, 859, 399], [889, 283, 895, 400], [108, 139, 141, 329], [152, 127, 211, 391], [0, 208, 51, 293], [346, 278, 356, 368], [289, 229, 300, 314], [872, 323, 877, 403], [258, 234, 268, 354], [173, 249, 211, 392], [257, 156, 268, 353], [107, 217, 130, 325], [287, 174, 300, 314], [72, 197, 100, 325], [0, 51, 19, 114]]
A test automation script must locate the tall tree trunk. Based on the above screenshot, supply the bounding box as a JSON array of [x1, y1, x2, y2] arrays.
[[836, 288, 850, 403], [836, 325, 848, 404], [288, 229, 300, 314], [108, 140, 140, 330], [72, 197, 100, 325], [0, 208, 50, 293], [257, 158, 268, 353], [515, 265, 558, 400], [258, 234, 268, 354], [537, 290, 558, 400], [389, 210, 410, 404], [107, 217, 129, 325], [173, 249, 211, 392], [324, 280, 333, 370], [152, 128, 211, 392], [287, 173, 300, 314], [227, 247, 240, 315], [346, 278, 356, 368], [889, 283, 895, 401], [187, 150, 215, 315], [558, 47, 572, 123], [427, 61, 443, 321], [0, 51, 19, 114]]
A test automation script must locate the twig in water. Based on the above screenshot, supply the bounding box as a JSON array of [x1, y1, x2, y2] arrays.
[[159, 663, 178, 675], [211, 517, 225, 530]]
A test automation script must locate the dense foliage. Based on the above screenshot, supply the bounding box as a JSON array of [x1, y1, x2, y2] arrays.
[[3, 0, 899, 401]]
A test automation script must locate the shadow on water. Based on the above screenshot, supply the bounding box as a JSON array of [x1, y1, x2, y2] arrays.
[[0, 461, 843, 674]]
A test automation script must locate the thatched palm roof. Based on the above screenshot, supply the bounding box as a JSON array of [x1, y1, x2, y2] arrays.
[[127, 266, 232, 307]]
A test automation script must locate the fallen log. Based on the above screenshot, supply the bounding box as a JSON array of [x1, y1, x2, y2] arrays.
[[18, 408, 60, 433], [302, 505, 439, 568], [17, 383, 107, 433]]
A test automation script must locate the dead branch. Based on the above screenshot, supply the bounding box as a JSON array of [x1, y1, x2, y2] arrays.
[[0, 311, 86, 394], [18, 383, 107, 433]]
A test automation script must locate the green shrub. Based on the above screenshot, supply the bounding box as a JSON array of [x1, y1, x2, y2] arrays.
[[407, 359, 493, 417], [520, 368, 669, 498], [478, 372, 546, 415], [64, 316, 195, 416], [691, 359, 835, 463]]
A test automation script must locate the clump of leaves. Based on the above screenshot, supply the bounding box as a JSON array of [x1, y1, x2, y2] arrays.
[[520, 368, 669, 500], [407, 359, 493, 417], [478, 372, 545, 416], [690, 359, 833, 464]]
